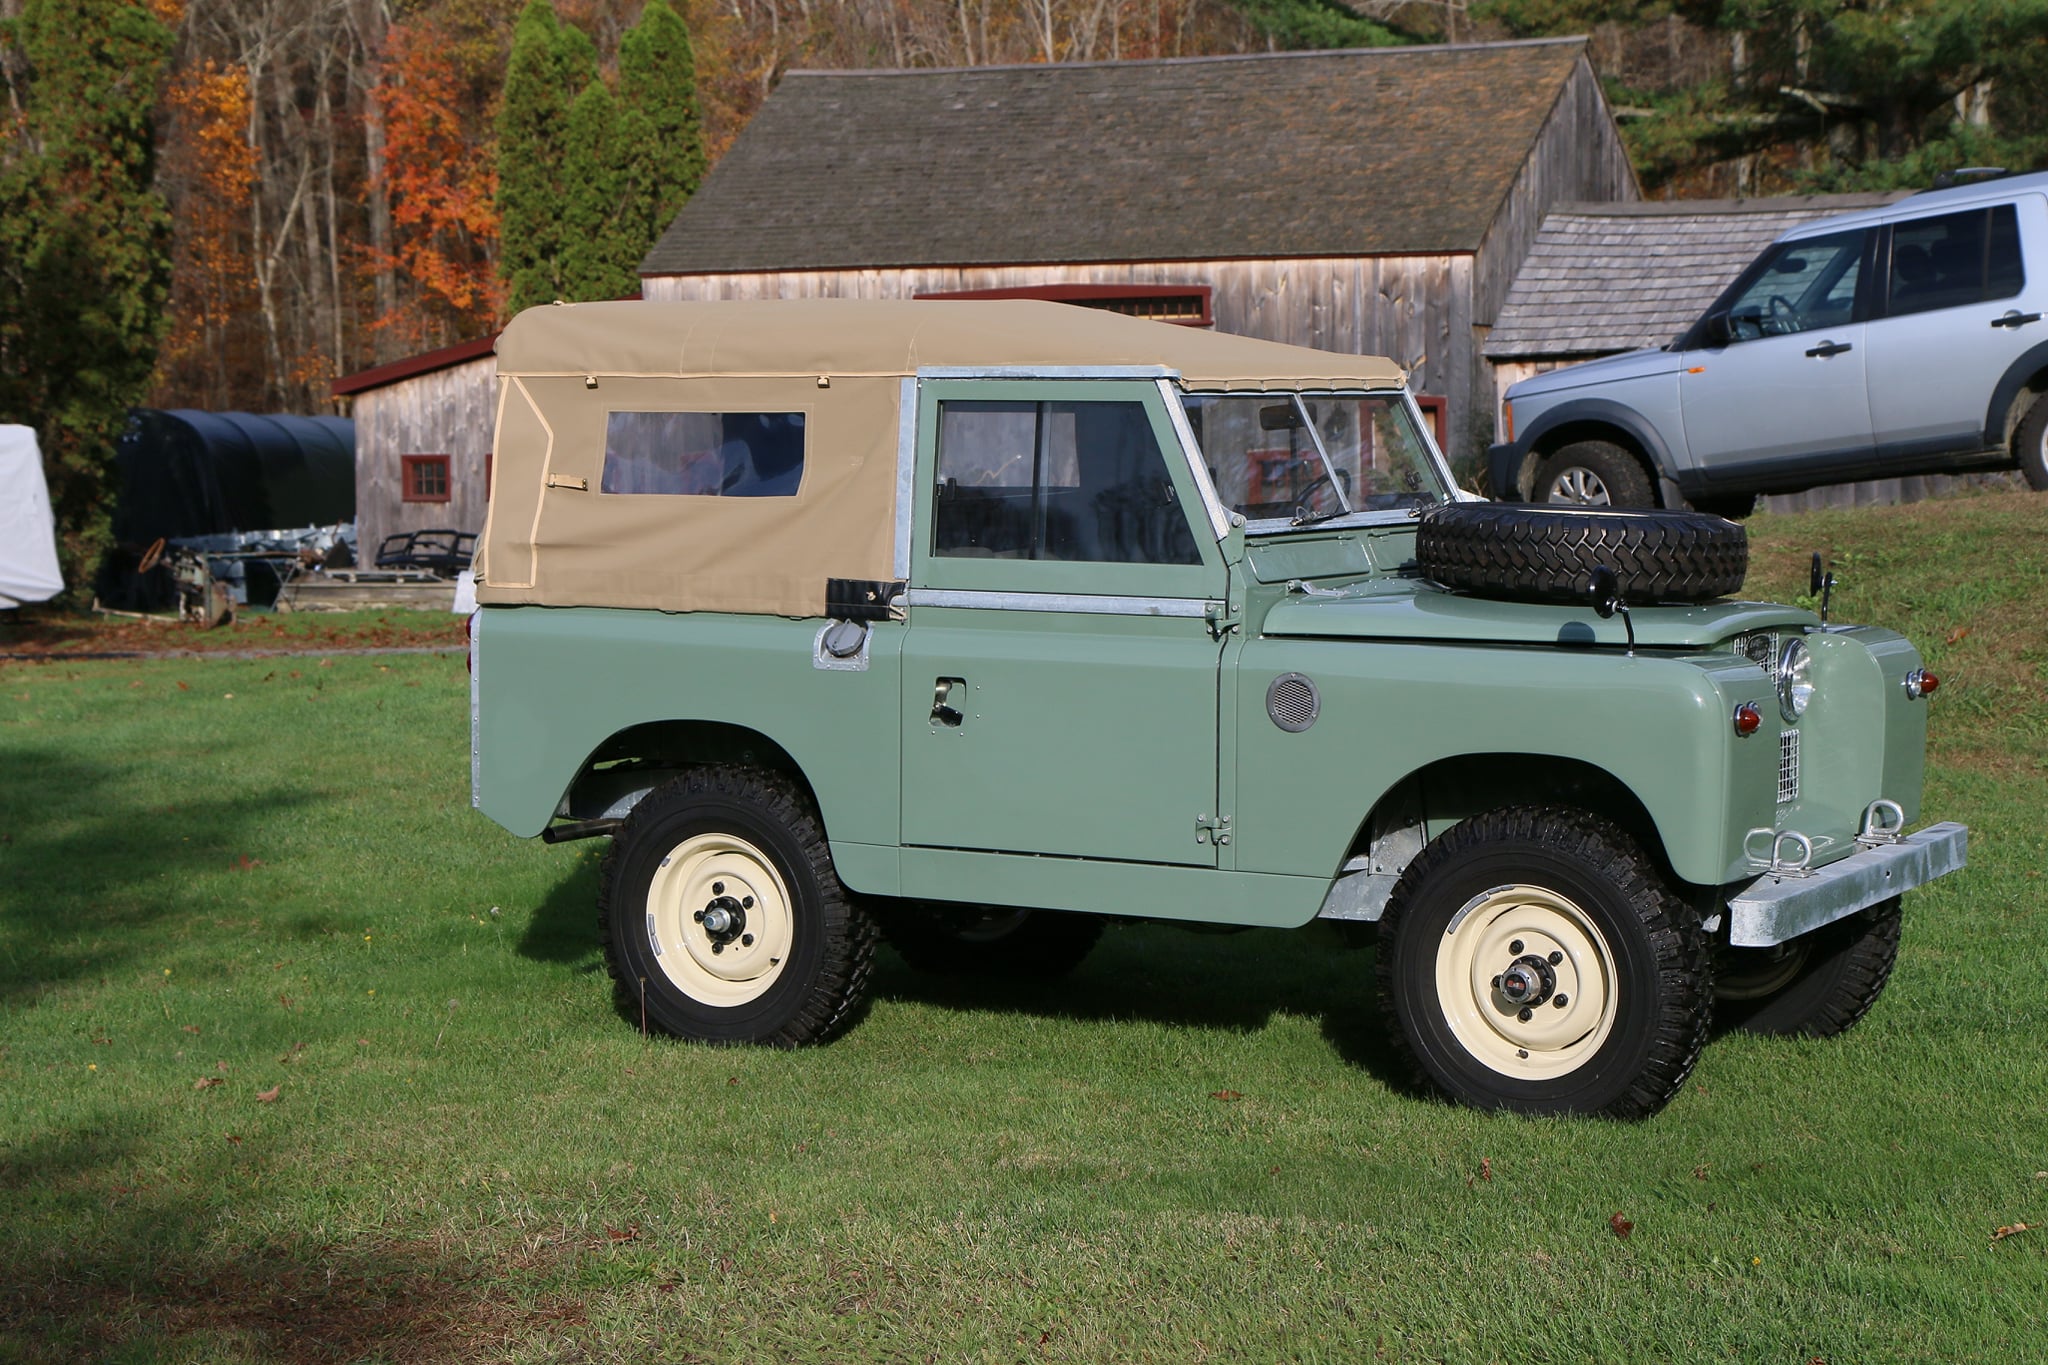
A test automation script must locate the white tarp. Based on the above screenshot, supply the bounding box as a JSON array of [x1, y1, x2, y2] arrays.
[[0, 425, 63, 608]]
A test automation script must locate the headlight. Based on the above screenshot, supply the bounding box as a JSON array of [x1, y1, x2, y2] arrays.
[[1778, 638, 1814, 722]]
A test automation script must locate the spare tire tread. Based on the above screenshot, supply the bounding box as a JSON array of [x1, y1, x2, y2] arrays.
[[1418, 504, 1747, 605]]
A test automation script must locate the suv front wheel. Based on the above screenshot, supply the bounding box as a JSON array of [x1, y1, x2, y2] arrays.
[[1534, 439, 1655, 507], [1376, 807, 1710, 1119]]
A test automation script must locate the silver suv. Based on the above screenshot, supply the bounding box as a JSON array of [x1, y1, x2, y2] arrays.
[[1489, 169, 2048, 514]]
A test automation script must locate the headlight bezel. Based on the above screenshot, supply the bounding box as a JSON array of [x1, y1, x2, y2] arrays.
[[1777, 637, 1814, 723]]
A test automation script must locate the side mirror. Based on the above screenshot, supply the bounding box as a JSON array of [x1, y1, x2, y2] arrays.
[[1704, 311, 1735, 347], [1809, 552, 1824, 598], [1259, 402, 1306, 432], [1588, 565, 1622, 619]]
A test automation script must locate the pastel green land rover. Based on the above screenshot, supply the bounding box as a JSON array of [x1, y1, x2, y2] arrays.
[[470, 299, 1966, 1119]]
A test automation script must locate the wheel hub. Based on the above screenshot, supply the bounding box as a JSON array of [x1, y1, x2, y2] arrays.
[[644, 834, 793, 1003], [1496, 952, 1557, 1009], [694, 884, 756, 952], [1437, 885, 1619, 1080]]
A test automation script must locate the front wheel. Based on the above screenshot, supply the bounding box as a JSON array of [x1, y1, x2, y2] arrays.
[[599, 768, 876, 1046], [1716, 898, 1900, 1037], [1376, 807, 1710, 1119]]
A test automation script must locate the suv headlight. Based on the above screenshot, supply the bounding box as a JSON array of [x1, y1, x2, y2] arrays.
[[1778, 638, 1814, 722]]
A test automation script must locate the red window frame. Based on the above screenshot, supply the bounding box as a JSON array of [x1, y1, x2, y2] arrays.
[[401, 454, 452, 504], [914, 283, 1214, 327]]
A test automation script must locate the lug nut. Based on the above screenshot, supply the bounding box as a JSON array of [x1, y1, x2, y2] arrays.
[[693, 910, 705, 923], [1518, 1008, 1533, 1022], [1509, 940, 1524, 954], [711, 942, 723, 954], [712, 881, 724, 895], [741, 934, 754, 947], [742, 896, 754, 909], [1554, 994, 1568, 1007], [1548, 950, 1563, 965], [1492, 975, 1503, 990]]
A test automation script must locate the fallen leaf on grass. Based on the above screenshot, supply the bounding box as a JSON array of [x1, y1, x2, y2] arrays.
[[1991, 1222, 2032, 1243], [232, 855, 264, 872], [1609, 1212, 1634, 1240], [176, 681, 189, 691], [193, 1077, 223, 1090], [1479, 1157, 1493, 1182], [1694, 1164, 1711, 1180], [605, 1224, 640, 1242], [181, 1025, 200, 1035], [225, 1134, 242, 1145], [1945, 626, 1971, 646], [255, 1085, 280, 1103], [1208, 1090, 1243, 1101]]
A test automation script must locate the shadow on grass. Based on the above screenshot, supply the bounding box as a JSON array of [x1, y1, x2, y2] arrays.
[[0, 1117, 563, 1364], [0, 746, 314, 1005], [515, 867, 1415, 1092]]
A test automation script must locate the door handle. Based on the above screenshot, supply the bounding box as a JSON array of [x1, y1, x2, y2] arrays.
[[930, 677, 965, 728], [1804, 340, 1853, 358], [1991, 309, 2042, 329]]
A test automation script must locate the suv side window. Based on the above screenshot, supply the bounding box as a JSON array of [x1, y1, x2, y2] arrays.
[[1725, 228, 1869, 340], [933, 399, 1201, 565], [1886, 204, 2025, 317]]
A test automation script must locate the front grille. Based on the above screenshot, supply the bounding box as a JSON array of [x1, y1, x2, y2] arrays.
[[1739, 632, 1779, 679], [1778, 729, 1801, 804]]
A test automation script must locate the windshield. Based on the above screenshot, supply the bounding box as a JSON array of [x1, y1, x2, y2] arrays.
[[1180, 392, 1450, 526]]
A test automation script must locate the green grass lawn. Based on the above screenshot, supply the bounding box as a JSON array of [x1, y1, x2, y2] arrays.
[[3, 492, 2045, 1363]]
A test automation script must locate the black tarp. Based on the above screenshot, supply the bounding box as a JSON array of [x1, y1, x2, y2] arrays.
[[114, 409, 355, 542]]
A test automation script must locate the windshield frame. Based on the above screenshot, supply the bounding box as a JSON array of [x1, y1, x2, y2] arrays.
[[1170, 384, 1458, 536]]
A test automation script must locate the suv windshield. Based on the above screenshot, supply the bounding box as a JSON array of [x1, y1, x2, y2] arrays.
[[1181, 392, 1450, 525]]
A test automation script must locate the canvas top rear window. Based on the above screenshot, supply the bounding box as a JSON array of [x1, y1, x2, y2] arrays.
[[600, 411, 806, 497]]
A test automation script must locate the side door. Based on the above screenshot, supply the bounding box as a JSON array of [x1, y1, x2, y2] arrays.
[[1678, 227, 1874, 484], [900, 379, 1230, 867], [1863, 197, 2045, 458]]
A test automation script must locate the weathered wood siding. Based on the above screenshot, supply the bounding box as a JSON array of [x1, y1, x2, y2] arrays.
[[645, 254, 1488, 468], [351, 355, 496, 560], [1471, 55, 1640, 333]]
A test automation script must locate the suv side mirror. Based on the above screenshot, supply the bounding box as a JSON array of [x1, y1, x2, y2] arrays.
[[1704, 311, 1735, 347]]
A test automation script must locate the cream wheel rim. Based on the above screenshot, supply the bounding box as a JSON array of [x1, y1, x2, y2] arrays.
[[1435, 884, 1618, 1079], [643, 832, 794, 1007]]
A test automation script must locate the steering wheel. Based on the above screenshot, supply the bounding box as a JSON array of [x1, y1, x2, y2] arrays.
[[1766, 295, 1800, 334], [1291, 473, 1338, 522]]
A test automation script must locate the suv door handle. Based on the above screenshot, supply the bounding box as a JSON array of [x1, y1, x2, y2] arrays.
[[1804, 340, 1853, 358], [1991, 309, 2042, 329], [930, 677, 965, 728]]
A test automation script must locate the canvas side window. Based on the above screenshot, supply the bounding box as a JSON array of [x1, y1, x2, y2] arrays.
[[932, 400, 1199, 564], [600, 411, 806, 496]]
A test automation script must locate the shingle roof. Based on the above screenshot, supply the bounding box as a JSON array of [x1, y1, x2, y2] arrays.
[[641, 40, 1591, 275], [1484, 194, 1905, 358]]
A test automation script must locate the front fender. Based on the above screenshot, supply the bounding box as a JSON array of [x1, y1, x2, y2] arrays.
[[1231, 638, 1773, 888]]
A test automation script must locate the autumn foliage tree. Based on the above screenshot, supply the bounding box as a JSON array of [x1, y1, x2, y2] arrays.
[[0, 0, 174, 581]]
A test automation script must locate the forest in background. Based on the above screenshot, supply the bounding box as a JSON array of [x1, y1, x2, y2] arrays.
[[25, 0, 2048, 417]]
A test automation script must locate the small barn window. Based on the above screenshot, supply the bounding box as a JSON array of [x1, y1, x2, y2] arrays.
[[600, 411, 806, 497], [402, 454, 451, 503]]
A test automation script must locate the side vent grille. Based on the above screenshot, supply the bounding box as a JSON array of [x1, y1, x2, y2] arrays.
[[1267, 674, 1320, 732], [1778, 729, 1801, 804]]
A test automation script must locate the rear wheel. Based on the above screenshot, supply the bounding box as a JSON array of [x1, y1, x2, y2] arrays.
[[1534, 440, 1655, 508], [877, 903, 1104, 978], [2014, 394, 2048, 491], [599, 768, 876, 1046], [1716, 899, 1901, 1037], [1377, 807, 1710, 1119]]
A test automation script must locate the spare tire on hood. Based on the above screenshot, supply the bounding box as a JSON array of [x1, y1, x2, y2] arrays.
[[1416, 503, 1747, 606]]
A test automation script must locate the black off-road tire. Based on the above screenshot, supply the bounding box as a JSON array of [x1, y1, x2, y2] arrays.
[[2013, 394, 2048, 491], [1533, 440, 1656, 507], [1417, 502, 1748, 605], [1716, 898, 1901, 1038], [1376, 807, 1711, 1119], [875, 903, 1105, 978], [598, 767, 876, 1046]]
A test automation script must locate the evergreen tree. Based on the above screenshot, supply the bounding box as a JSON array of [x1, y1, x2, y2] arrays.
[[617, 0, 706, 257], [496, 0, 599, 313], [0, 0, 173, 584], [558, 79, 640, 302]]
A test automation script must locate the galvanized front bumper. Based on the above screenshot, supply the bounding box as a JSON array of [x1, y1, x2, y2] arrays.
[[1726, 822, 1968, 947]]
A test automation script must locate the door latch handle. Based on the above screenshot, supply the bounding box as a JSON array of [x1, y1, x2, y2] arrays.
[[1804, 340, 1853, 358], [930, 677, 965, 728], [1991, 309, 2042, 329]]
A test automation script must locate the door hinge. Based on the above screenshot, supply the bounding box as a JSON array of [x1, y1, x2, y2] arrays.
[[1195, 813, 1232, 846], [1203, 600, 1237, 639]]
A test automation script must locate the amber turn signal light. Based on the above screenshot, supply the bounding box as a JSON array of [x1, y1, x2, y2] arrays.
[[1905, 668, 1938, 699], [1732, 702, 1762, 736]]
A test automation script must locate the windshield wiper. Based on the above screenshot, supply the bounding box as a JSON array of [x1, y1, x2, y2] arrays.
[[1289, 505, 1352, 528]]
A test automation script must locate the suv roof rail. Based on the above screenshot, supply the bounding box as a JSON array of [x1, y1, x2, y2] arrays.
[[1924, 166, 2009, 192]]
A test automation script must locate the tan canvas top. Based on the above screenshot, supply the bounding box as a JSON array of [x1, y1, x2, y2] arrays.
[[478, 300, 1405, 616], [494, 298, 1406, 390]]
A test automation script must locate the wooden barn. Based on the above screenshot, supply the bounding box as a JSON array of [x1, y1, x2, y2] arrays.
[[331, 335, 496, 565], [637, 38, 1639, 468]]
